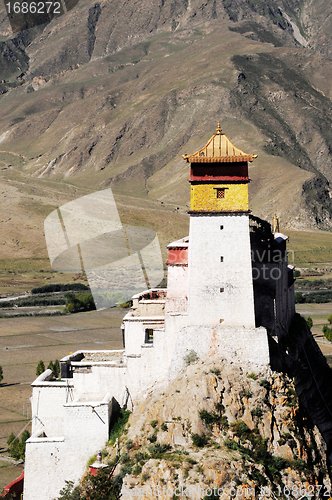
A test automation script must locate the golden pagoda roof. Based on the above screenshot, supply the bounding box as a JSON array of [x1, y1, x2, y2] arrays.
[[182, 122, 258, 163]]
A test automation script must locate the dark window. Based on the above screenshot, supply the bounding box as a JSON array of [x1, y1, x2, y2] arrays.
[[220, 319, 224, 323], [220, 256, 224, 262], [220, 288, 224, 293], [145, 328, 154, 344], [217, 188, 225, 199], [220, 225, 224, 230]]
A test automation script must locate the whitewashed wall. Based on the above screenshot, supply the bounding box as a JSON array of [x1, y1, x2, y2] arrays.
[[168, 325, 270, 380], [187, 214, 255, 328]]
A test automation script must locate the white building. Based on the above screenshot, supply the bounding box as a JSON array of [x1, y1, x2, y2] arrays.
[[23, 124, 295, 499]]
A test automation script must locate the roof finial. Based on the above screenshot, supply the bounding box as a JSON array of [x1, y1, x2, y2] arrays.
[[216, 121, 222, 134]]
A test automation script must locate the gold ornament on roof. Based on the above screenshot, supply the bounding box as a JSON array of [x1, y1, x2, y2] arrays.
[[216, 121, 223, 135]]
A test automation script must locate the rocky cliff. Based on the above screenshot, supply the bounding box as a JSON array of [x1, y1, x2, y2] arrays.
[[93, 355, 332, 500]]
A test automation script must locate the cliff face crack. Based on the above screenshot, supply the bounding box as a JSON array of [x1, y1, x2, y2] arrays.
[[87, 3, 102, 60]]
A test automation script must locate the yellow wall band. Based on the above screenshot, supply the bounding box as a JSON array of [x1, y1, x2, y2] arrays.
[[190, 184, 249, 211]]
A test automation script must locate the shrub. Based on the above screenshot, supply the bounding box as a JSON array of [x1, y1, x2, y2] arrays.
[[199, 410, 220, 429], [295, 292, 305, 303], [251, 407, 264, 419], [54, 359, 60, 378], [161, 422, 168, 432], [323, 325, 332, 342], [150, 420, 158, 428], [65, 293, 96, 313], [82, 467, 120, 499], [109, 409, 131, 445], [148, 443, 171, 455], [7, 430, 30, 461], [55, 480, 81, 500], [328, 314, 332, 324], [36, 360, 45, 376], [126, 439, 134, 450], [240, 389, 252, 398], [306, 317, 313, 328], [230, 421, 251, 438], [247, 372, 257, 380], [191, 433, 209, 448], [224, 439, 239, 450], [148, 433, 157, 443], [184, 350, 198, 366], [120, 452, 130, 464], [259, 379, 270, 389], [132, 464, 142, 475]]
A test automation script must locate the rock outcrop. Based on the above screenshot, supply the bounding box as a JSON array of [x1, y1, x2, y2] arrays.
[[99, 356, 332, 500]]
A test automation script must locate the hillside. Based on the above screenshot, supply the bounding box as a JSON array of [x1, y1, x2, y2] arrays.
[[54, 356, 332, 500], [0, 0, 332, 273]]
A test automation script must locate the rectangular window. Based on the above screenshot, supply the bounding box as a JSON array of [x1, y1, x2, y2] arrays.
[[220, 319, 224, 323], [145, 328, 154, 344], [217, 188, 225, 199], [220, 256, 224, 262], [220, 288, 224, 293], [220, 225, 224, 230]]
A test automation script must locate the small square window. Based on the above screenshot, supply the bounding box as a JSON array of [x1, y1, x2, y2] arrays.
[[220, 319, 224, 323], [220, 288, 224, 293], [217, 188, 225, 199], [220, 225, 224, 230]]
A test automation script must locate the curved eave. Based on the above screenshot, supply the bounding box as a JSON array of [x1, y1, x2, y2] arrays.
[[183, 155, 257, 163]]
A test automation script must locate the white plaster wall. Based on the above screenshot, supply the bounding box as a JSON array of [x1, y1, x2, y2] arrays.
[[124, 314, 189, 400], [24, 400, 112, 500], [162, 313, 188, 367], [166, 266, 188, 299], [63, 401, 111, 473], [24, 438, 66, 500], [73, 365, 126, 403], [125, 335, 164, 399], [124, 317, 164, 355], [165, 266, 188, 314], [123, 318, 147, 354], [30, 382, 72, 436], [136, 300, 165, 316], [187, 214, 255, 328], [168, 325, 270, 380]]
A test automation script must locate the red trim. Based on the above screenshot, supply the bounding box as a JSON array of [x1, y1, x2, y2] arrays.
[[167, 247, 188, 265], [1, 470, 24, 497], [189, 178, 250, 183], [190, 163, 249, 181], [188, 210, 251, 215]]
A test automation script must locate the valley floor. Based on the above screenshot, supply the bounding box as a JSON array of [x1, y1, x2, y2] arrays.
[[0, 307, 124, 490]]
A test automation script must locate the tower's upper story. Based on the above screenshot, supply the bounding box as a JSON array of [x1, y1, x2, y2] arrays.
[[183, 123, 257, 214]]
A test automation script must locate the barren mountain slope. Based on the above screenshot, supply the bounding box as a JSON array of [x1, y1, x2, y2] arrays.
[[0, 0, 332, 264]]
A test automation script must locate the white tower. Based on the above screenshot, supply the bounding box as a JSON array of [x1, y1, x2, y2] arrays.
[[183, 123, 257, 329]]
